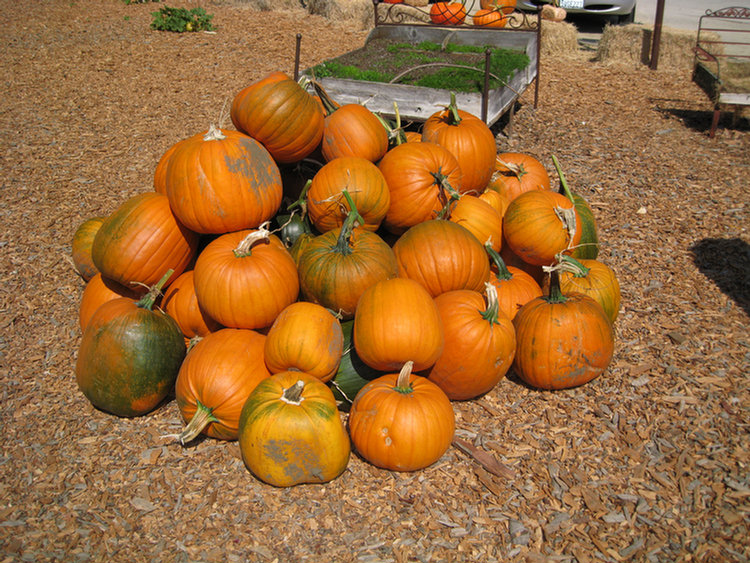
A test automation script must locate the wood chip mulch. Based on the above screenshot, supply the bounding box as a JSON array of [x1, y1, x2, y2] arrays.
[[0, 1, 748, 562]]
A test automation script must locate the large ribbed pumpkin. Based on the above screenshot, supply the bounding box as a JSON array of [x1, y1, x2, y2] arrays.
[[421, 93, 496, 195], [348, 361, 455, 471], [378, 141, 463, 235], [174, 328, 270, 443], [164, 126, 282, 235], [307, 156, 390, 233], [353, 277, 444, 372], [91, 192, 198, 289], [264, 302, 344, 382], [513, 272, 614, 390], [192, 226, 299, 330], [427, 285, 516, 400], [230, 71, 324, 164], [75, 272, 186, 417], [502, 189, 581, 267], [392, 219, 491, 298], [297, 205, 398, 320]]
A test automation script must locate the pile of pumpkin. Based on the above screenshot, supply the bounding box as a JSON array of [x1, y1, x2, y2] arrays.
[[381, 0, 524, 29], [71, 70, 620, 487]]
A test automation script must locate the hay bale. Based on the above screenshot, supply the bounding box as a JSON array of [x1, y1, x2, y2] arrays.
[[233, 0, 304, 10], [595, 24, 698, 71], [540, 20, 580, 58], [307, 0, 373, 29]]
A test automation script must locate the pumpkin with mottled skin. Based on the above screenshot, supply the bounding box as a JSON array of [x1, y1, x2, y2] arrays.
[[72, 216, 105, 281], [238, 371, 350, 487]]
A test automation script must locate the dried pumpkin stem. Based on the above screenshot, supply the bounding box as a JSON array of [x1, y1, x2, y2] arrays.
[[554, 205, 578, 250], [281, 380, 306, 404], [203, 123, 226, 142], [394, 361, 415, 394], [233, 222, 272, 257], [495, 157, 527, 181], [557, 254, 591, 277], [136, 269, 173, 311], [178, 400, 219, 445]]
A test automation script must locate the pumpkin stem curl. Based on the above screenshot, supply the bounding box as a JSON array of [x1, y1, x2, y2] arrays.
[[233, 222, 272, 257], [282, 380, 306, 404], [431, 169, 461, 219], [177, 400, 219, 445], [394, 361, 415, 394], [495, 157, 528, 181], [137, 269, 174, 311], [333, 190, 364, 256]]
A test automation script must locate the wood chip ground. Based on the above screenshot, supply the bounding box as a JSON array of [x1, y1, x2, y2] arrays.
[[0, 1, 747, 562]]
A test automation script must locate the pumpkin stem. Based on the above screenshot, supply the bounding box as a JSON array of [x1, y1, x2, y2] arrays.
[[553, 205, 578, 250], [445, 92, 462, 126], [432, 169, 462, 219], [545, 270, 568, 304], [311, 80, 339, 117], [233, 222, 272, 257], [485, 242, 512, 281], [481, 282, 501, 325], [281, 380, 306, 404], [333, 190, 363, 256], [393, 361, 415, 394], [136, 269, 174, 311], [203, 123, 226, 142], [177, 400, 219, 445], [551, 154, 576, 204], [495, 157, 528, 181], [556, 254, 590, 278]]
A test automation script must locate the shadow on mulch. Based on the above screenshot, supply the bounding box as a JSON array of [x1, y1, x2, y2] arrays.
[[654, 102, 750, 135], [690, 237, 750, 317]]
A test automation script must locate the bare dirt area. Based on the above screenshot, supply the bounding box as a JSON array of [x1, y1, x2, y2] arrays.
[[0, 1, 748, 562]]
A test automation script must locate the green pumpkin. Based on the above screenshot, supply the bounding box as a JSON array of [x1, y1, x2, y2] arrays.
[[75, 271, 185, 417], [552, 155, 599, 260], [328, 320, 384, 411]]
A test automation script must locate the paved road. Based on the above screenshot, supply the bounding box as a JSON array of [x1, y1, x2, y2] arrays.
[[635, 0, 741, 31]]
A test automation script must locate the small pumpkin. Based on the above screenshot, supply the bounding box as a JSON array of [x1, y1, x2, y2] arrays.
[[489, 152, 551, 203], [472, 8, 508, 27], [72, 216, 106, 281], [512, 271, 614, 390], [78, 273, 143, 332], [174, 328, 270, 443], [238, 371, 351, 487], [447, 194, 504, 253], [547, 255, 621, 324], [161, 270, 222, 341], [429, 2, 467, 25], [75, 271, 186, 417], [348, 361, 455, 471], [480, 0, 515, 13], [428, 284, 516, 400], [264, 302, 344, 382], [486, 243, 542, 320], [353, 277, 444, 372]]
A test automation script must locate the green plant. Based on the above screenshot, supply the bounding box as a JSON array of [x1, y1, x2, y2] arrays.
[[150, 6, 214, 32]]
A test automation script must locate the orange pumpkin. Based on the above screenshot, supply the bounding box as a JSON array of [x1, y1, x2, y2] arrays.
[[472, 8, 508, 28], [429, 2, 467, 25], [448, 194, 504, 252], [392, 219, 491, 297], [428, 285, 516, 400], [71, 216, 105, 281], [238, 371, 351, 486], [486, 244, 542, 320], [489, 152, 551, 203], [164, 126, 282, 235], [421, 93, 496, 194], [161, 270, 222, 341], [502, 189, 581, 267], [153, 137, 188, 194], [353, 277, 444, 372], [264, 302, 344, 382], [513, 271, 614, 390], [307, 156, 390, 233], [175, 328, 271, 443], [479, 188, 511, 218], [348, 361, 455, 471], [480, 0, 516, 14], [547, 256, 621, 324], [192, 226, 299, 330], [78, 273, 143, 332], [91, 192, 198, 289], [231, 71, 324, 164], [378, 141, 463, 235]]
